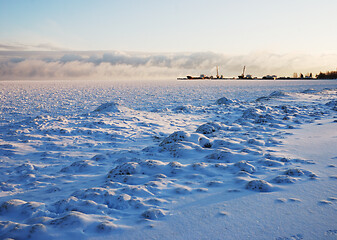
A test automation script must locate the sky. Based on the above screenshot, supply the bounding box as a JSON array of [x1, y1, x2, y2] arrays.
[[1, 0, 337, 80]]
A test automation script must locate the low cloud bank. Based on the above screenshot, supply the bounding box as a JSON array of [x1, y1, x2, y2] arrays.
[[0, 50, 336, 80]]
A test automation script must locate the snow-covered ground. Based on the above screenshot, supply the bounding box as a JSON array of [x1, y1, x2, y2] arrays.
[[0, 79, 336, 240]]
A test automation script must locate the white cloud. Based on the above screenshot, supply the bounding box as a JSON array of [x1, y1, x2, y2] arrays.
[[0, 50, 336, 80]]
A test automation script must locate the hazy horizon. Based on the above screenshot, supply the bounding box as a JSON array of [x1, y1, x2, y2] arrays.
[[1, 50, 337, 80]]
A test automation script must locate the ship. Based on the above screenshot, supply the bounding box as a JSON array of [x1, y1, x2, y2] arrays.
[[186, 74, 209, 80], [177, 66, 225, 80]]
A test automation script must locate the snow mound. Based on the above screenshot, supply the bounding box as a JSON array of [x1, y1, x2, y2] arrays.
[[60, 160, 98, 173], [318, 200, 333, 205], [0, 199, 45, 218], [107, 162, 141, 177], [269, 91, 288, 97], [205, 149, 233, 162], [141, 208, 166, 220], [207, 180, 223, 187], [246, 138, 265, 146], [169, 161, 184, 168], [159, 131, 190, 146], [214, 163, 228, 170], [72, 187, 116, 204], [302, 89, 319, 94], [302, 169, 318, 179], [174, 186, 192, 194], [233, 161, 256, 173], [49, 211, 91, 228], [160, 142, 198, 158], [212, 139, 242, 149], [241, 147, 262, 155], [172, 105, 192, 113], [51, 196, 81, 213], [242, 108, 263, 119], [91, 154, 108, 161], [272, 175, 297, 184], [96, 221, 119, 233], [325, 100, 337, 107], [205, 149, 245, 163], [256, 90, 289, 101], [15, 163, 36, 174], [259, 159, 284, 167], [196, 122, 221, 134], [198, 136, 212, 148], [241, 108, 275, 124], [168, 161, 187, 173], [216, 97, 234, 105], [140, 159, 166, 171], [0, 182, 16, 192], [0, 221, 48, 240], [93, 102, 120, 113], [106, 194, 132, 210], [158, 131, 200, 157], [284, 168, 304, 176], [325, 100, 337, 110], [121, 185, 154, 197], [246, 180, 273, 192], [278, 105, 299, 114], [52, 193, 131, 213]]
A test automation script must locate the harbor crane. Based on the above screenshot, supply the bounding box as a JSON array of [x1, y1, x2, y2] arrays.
[[238, 66, 246, 79]]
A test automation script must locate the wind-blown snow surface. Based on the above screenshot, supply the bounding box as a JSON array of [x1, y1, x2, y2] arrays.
[[0, 79, 336, 240]]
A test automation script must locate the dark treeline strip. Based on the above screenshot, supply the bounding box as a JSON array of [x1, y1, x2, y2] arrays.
[[317, 71, 337, 79]]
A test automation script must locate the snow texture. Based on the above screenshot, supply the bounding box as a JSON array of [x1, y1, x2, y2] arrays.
[[0, 80, 336, 239]]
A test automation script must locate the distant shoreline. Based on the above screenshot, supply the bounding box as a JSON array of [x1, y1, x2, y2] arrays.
[[177, 78, 337, 81]]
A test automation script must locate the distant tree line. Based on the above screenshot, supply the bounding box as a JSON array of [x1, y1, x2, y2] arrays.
[[316, 70, 337, 79]]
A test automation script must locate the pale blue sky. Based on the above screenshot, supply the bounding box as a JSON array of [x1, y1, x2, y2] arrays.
[[1, 0, 337, 54], [1, 0, 337, 80]]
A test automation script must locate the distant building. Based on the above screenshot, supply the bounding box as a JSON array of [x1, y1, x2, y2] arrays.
[[262, 75, 277, 80]]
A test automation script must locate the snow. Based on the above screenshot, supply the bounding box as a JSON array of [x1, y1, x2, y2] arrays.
[[0, 79, 336, 239]]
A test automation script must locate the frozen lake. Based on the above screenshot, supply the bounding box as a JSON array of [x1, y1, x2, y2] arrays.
[[1, 79, 336, 125], [0, 79, 336, 239]]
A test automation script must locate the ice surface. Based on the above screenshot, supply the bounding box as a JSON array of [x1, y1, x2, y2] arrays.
[[0, 79, 336, 239]]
